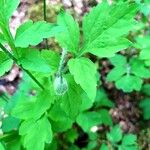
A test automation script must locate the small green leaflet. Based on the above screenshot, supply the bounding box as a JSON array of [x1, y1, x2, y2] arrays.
[[119, 134, 138, 150], [107, 55, 150, 92], [19, 116, 53, 150], [139, 98, 150, 120], [136, 36, 150, 66], [76, 111, 102, 132], [16, 48, 51, 73], [106, 125, 123, 143], [56, 10, 80, 54], [41, 49, 60, 73], [0, 51, 13, 77], [81, 2, 137, 57], [15, 20, 62, 48], [61, 75, 82, 119], [0, 0, 20, 23], [68, 57, 97, 100]]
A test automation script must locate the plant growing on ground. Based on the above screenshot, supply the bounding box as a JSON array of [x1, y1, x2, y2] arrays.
[[0, 0, 142, 150]]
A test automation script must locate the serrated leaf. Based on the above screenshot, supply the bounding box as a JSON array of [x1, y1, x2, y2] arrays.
[[110, 54, 127, 66], [116, 75, 143, 92], [15, 20, 62, 48], [0, 51, 13, 77], [0, 0, 20, 23], [61, 76, 82, 119], [107, 125, 122, 143], [41, 49, 60, 72], [76, 111, 102, 132], [16, 48, 51, 73], [12, 90, 52, 120], [81, 2, 137, 57], [122, 134, 137, 146], [19, 116, 53, 150], [106, 66, 126, 82], [56, 10, 80, 54], [68, 57, 97, 100], [48, 102, 73, 132], [130, 58, 150, 78], [139, 98, 150, 120]]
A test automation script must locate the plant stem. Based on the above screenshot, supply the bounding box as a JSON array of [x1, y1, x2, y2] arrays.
[[0, 43, 45, 90], [43, 0, 49, 49]]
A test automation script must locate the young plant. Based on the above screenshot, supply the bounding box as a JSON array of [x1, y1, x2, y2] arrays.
[[100, 125, 139, 150], [106, 54, 150, 92], [0, 0, 139, 150]]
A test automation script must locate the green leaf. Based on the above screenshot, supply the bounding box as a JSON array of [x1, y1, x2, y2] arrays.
[[76, 111, 102, 132], [19, 116, 53, 150], [116, 75, 143, 92], [12, 90, 52, 120], [136, 36, 150, 66], [122, 134, 137, 146], [142, 84, 150, 96], [68, 57, 97, 100], [0, 51, 13, 77], [6, 137, 21, 150], [0, 0, 20, 22], [81, 2, 137, 57], [65, 129, 78, 143], [100, 143, 109, 150], [48, 102, 73, 132], [15, 20, 62, 48], [79, 92, 94, 111], [106, 66, 126, 82], [61, 76, 82, 119], [16, 48, 51, 73], [107, 125, 122, 143], [56, 10, 80, 54], [107, 55, 147, 92], [99, 109, 112, 126], [139, 98, 150, 120], [41, 49, 60, 72], [130, 58, 150, 78], [0, 143, 5, 150], [95, 88, 114, 108], [110, 54, 127, 66], [2, 116, 20, 132]]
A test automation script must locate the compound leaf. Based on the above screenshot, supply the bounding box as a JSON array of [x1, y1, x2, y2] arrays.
[[81, 2, 137, 57]]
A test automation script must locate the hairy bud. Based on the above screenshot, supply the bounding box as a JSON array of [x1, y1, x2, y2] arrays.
[[54, 76, 68, 95]]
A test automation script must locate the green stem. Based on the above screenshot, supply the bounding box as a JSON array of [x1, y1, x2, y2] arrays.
[[43, 0, 48, 49], [0, 43, 45, 90]]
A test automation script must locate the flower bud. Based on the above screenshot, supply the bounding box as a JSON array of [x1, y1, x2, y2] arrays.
[[54, 76, 68, 95]]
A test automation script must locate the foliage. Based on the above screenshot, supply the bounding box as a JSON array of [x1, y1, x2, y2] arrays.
[[0, 0, 149, 150]]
